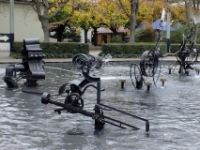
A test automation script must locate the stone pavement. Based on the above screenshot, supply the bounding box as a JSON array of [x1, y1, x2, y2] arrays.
[[0, 49, 179, 64]]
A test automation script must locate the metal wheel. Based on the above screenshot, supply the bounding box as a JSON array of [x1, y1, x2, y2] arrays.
[[72, 54, 88, 69], [140, 51, 158, 77], [95, 57, 103, 69], [130, 63, 143, 89], [64, 93, 84, 110]]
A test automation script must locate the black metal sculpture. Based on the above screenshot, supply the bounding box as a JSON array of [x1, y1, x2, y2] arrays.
[[72, 53, 103, 70], [174, 28, 198, 75], [41, 54, 149, 131], [130, 29, 163, 89], [2, 38, 46, 88]]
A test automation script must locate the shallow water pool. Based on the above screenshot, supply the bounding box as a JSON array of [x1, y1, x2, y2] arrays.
[[0, 61, 200, 150]]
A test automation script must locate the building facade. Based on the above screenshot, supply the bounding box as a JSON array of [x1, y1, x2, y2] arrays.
[[0, 0, 43, 42]]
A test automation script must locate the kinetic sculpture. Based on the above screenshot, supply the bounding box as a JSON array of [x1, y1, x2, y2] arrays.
[[3, 38, 46, 88], [130, 29, 163, 89], [41, 54, 149, 131], [174, 28, 198, 75], [129, 26, 198, 91]]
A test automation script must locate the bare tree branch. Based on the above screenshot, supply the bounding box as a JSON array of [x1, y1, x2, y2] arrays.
[[118, 0, 130, 18]]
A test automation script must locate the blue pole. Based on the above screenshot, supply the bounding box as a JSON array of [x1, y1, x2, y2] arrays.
[[10, 0, 14, 52], [166, 9, 171, 53]]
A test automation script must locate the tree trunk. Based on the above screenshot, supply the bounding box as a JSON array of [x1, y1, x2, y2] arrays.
[[29, 0, 71, 42], [129, 14, 136, 44], [184, 0, 191, 26], [56, 24, 65, 42], [129, 0, 139, 44], [84, 29, 88, 43], [109, 27, 118, 35], [92, 27, 98, 46], [40, 17, 50, 42]]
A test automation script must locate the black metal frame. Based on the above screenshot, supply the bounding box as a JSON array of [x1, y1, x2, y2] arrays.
[[2, 38, 46, 88], [175, 28, 198, 75], [41, 54, 150, 132], [130, 29, 163, 89]]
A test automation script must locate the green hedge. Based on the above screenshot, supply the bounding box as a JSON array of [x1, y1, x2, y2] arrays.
[[100, 43, 200, 58], [11, 42, 89, 58]]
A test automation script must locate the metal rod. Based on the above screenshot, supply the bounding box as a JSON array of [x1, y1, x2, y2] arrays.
[[22, 90, 44, 95], [97, 82, 101, 104], [169, 68, 171, 74], [46, 99, 94, 117], [147, 85, 150, 92], [99, 103, 149, 131], [121, 82, 124, 89], [104, 115, 139, 130], [103, 119, 126, 129], [99, 103, 149, 122], [146, 121, 150, 132], [44, 99, 142, 130]]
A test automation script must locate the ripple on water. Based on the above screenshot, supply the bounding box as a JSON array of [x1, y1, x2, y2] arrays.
[[0, 62, 200, 149]]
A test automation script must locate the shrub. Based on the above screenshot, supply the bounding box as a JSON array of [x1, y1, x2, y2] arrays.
[[100, 43, 200, 58], [135, 28, 156, 42], [110, 35, 122, 43], [170, 25, 188, 43], [11, 41, 89, 59]]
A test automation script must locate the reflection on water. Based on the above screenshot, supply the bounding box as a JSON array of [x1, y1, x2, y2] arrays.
[[0, 62, 200, 149]]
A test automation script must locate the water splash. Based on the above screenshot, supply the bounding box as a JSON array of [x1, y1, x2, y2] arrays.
[[192, 14, 200, 25]]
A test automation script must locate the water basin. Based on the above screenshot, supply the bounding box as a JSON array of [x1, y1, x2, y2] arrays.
[[0, 61, 200, 149]]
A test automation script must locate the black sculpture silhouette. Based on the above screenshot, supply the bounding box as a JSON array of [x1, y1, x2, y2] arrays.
[[3, 38, 46, 88], [41, 54, 149, 131], [130, 29, 163, 89], [175, 28, 198, 75]]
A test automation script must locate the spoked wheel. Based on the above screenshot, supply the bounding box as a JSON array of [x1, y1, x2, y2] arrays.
[[176, 48, 198, 75], [152, 61, 162, 86], [130, 63, 143, 89], [141, 59, 161, 87], [140, 51, 161, 87], [95, 57, 103, 69], [72, 54, 89, 69], [64, 93, 84, 112], [140, 51, 159, 77], [87, 54, 96, 67]]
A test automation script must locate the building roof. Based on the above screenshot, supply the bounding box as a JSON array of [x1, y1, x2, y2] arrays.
[[97, 26, 125, 34], [152, 19, 175, 31]]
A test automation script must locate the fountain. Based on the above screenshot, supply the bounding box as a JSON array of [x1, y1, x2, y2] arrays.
[[0, 18, 200, 149], [130, 24, 199, 92], [170, 27, 198, 75], [41, 54, 149, 131], [1, 58, 200, 149]]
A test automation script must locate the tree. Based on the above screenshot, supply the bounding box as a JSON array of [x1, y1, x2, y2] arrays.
[[118, 0, 188, 44], [69, 0, 128, 45], [188, 0, 200, 44], [69, 0, 93, 43], [49, 1, 77, 42], [98, 0, 128, 35], [177, 0, 200, 44], [118, 0, 139, 44], [28, 0, 70, 42]]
